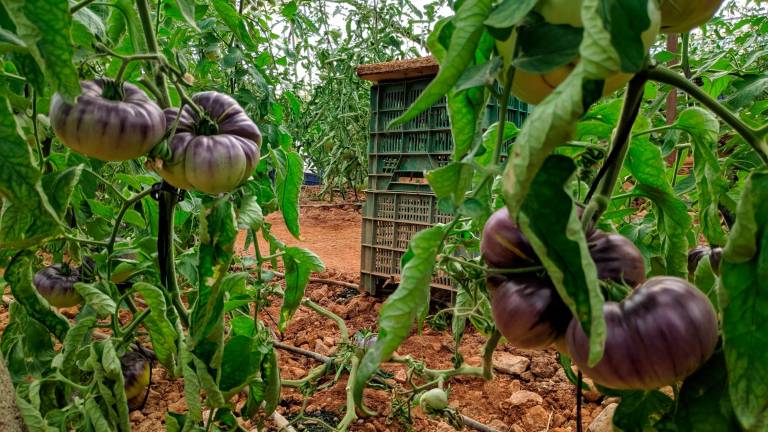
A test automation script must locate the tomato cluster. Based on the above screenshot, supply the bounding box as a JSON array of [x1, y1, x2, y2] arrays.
[[495, 0, 723, 105], [50, 81, 261, 194], [481, 207, 719, 390]]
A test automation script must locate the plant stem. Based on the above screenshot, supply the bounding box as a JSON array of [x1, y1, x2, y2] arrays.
[[84, 168, 128, 202], [135, 0, 171, 108], [107, 187, 153, 255], [302, 299, 349, 344], [281, 363, 329, 388], [493, 77, 512, 165], [121, 309, 151, 340], [172, 81, 205, 117], [441, 254, 544, 275], [583, 74, 647, 228], [481, 330, 501, 380], [643, 65, 768, 164], [336, 356, 360, 432], [632, 124, 675, 138], [156, 186, 189, 328], [61, 235, 109, 247], [70, 0, 98, 13]]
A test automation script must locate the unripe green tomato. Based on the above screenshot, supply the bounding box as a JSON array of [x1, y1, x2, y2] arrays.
[[659, 0, 723, 33], [419, 388, 449, 413], [496, 0, 661, 104], [204, 45, 222, 61]]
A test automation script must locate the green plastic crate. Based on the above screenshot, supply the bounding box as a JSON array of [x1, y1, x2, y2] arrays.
[[361, 74, 531, 297]]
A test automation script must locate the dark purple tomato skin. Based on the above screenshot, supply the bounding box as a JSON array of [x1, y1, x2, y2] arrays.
[[709, 247, 722, 276], [687, 246, 711, 275], [33, 264, 83, 308], [565, 276, 719, 390], [489, 275, 572, 349], [50, 79, 166, 161], [158, 92, 261, 194], [481, 207, 538, 269], [589, 232, 646, 287]]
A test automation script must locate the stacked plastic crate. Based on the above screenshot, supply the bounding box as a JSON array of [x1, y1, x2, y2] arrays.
[[356, 57, 530, 298]]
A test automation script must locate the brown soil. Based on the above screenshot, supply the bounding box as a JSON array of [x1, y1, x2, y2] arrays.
[[2, 187, 606, 432]]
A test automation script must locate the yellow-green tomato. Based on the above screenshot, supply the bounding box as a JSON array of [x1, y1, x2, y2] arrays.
[[122, 352, 151, 410], [658, 0, 723, 33], [496, 0, 661, 104], [33, 264, 83, 308], [419, 388, 449, 414]]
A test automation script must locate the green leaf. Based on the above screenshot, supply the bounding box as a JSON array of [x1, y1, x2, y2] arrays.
[[477, 120, 520, 167], [273, 149, 303, 239], [15, 395, 55, 432], [0, 27, 26, 52], [43, 166, 82, 219], [517, 155, 605, 365], [237, 195, 264, 230], [211, 0, 256, 50], [175, 0, 199, 30], [59, 316, 96, 378], [5, 251, 70, 342], [612, 389, 674, 431], [626, 139, 691, 278], [598, 0, 655, 72], [181, 350, 202, 423], [74, 282, 116, 318], [390, 0, 492, 127], [659, 350, 741, 431], [135, 282, 179, 372], [84, 397, 113, 432], [191, 354, 225, 408], [4, 0, 80, 101], [427, 162, 474, 206], [0, 97, 63, 248], [483, 0, 537, 28], [514, 17, 583, 73], [279, 247, 325, 330], [353, 225, 446, 408], [261, 348, 281, 418], [720, 169, 768, 430], [219, 335, 264, 398], [675, 107, 726, 245]]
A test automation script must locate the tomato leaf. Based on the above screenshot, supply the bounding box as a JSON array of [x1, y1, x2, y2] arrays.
[[426, 162, 474, 207], [612, 389, 673, 431], [135, 282, 180, 373], [675, 107, 727, 245], [272, 149, 303, 239], [598, 0, 655, 73], [658, 350, 741, 431], [15, 395, 54, 432], [219, 335, 265, 398], [353, 225, 446, 408], [517, 155, 605, 365], [625, 138, 691, 278], [236, 195, 264, 230], [5, 251, 70, 342], [483, 0, 537, 29], [720, 169, 768, 430], [390, 0, 492, 127], [57, 316, 96, 379], [74, 282, 116, 318], [3, 0, 80, 101], [279, 247, 325, 330], [211, 0, 256, 50], [175, 0, 199, 31]]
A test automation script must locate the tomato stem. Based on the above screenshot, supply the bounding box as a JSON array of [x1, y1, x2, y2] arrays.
[[481, 329, 501, 380], [70, 0, 97, 13], [135, 0, 171, 108], [493, 73, 513, 165], [582, 74, 647, 228], [643, 65, 768, 165]]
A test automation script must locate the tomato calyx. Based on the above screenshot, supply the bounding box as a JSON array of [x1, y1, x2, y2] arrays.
[[100, 78, 126, 101], [194, 115, 220, 136]]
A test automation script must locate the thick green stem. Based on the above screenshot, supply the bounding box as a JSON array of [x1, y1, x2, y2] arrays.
[[482, 330, 501, 380], [335, 356, 360, 432], [583, 74, 647, 228], [120, 309, 151, 340], [61, 235, 109, 247], [84, 168, 128, 202], [632, 124, 675, 138], [281, 363, 329, 388], [643, 65, 768, 165], [302, 299, 349, 344], [135, 0, 171, 108], [172, 81, 205, 118]]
